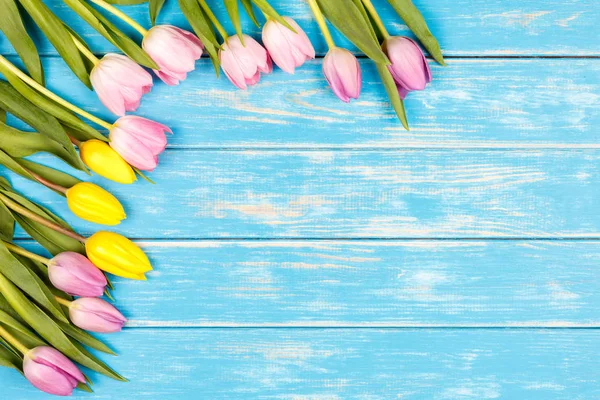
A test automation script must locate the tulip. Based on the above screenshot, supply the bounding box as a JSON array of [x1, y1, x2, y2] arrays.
[[383, 36, 431, 95], [68, 297, 127, 333], [262, 17, 315, 74], [79, 139, 137, 184], [48, 252, 107, 297], [322, 48, 362, 103], [66, 182, 126, 226], [219, 34, 272, 90], [109, 116, 171, 171], [90, 53, 154, 116], [23, 346, 85, 396], [86, 231, 152, 280], [142, 25, 203, 85]]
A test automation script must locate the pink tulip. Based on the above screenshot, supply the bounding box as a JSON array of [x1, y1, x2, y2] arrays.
[[69, 297, 127, 333], [23, 346, 85, 396], [109, 115, 171, 171], [219, 34, 272, 89], [90, 53, 153, 116], [262, 17, 315, 74], [322, 48, 362, 103], [142, 25, 204, 85], [383, 36, 431, 95], [48, 252, 107, 297]]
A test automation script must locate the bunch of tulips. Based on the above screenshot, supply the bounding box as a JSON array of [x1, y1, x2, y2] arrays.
[[0, 0, 445, 395], [79, 0, 438, 126], [0, 175, 152, 395]]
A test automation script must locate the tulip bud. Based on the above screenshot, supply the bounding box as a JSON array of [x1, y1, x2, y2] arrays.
[[68, 297, 127, 333], [86, 231, 152, 280], [383, 36, 431, 96], [23, 346, 85, 396], [79, 139, 137, 184], [142, 25, 203, 85], [48, 252, 107, 297], [219, 34, 272, 90], [322, 48, 362, 103], [90, 53, 154, 116], [262, 17, 315, 74], [109, 116, 171, 171], [66, 182, 126, 226]]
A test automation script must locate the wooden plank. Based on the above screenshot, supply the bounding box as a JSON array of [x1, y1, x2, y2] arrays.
[[1, 328, 598, 398], [6, 149, 600, 239], [4, 58, 600, 148], [2, 0, 599, 56], [14, 240, 598, 327]]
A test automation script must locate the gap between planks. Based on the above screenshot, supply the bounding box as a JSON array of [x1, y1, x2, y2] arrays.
[[124, 322, 600, 329]]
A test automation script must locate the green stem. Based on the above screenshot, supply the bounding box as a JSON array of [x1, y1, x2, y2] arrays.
[[70, 34, 100, 66], [2, 241, 51, 265], [0, 192, 87, 244], [361, 0, 389, 38], [88, 0, 148, 36], [27, 170, 68, 195], [307, 0, 335, 49], [0, 325, 29, 355], [197, 0, 229, 40], [55, 296, 72, 307], [0, 55, 113, 131]]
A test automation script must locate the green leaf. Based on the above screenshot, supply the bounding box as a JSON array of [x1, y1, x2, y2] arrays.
[[0, 242, 68, 322], [0, 342, 22, 370], [375, 62, 409, 130], [133, 166, 155, 184], [77, 382, 94, 393], [0, 81, 87, 171], [0, 109, 6, 124], [351, 0, 378, 43], [0, 0, 44, 84], [17, 159, 82, 189], [0, 76, 105, 143], [62, 0, 158, 69], [224, 0, 244, 43], [105, 0, 148, 4], [0, 184, 85, 255], [240, 0, 259, 27], [0, 200, 14, 241], [0, 150, 81, 196], [0, 123, 84, 172], [386, 0, 445, 65], [178, 0, 220, 75], [55, 319, 116, 355], [0, 273, 126, 381], [16, 0, 92, 87], [250, 0, 294, 32], [0, 308, 47, 349], [316, 0, 388, 63], [149, 0, 166, 25], [0, 149, 36, 182]]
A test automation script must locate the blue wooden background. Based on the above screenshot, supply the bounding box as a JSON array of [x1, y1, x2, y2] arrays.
[[1, 0, 600, 398]]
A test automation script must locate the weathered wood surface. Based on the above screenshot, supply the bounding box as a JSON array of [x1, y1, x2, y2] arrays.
[[10, 149, 600, 239], [1, 0, 600, 398], [17, 240, 600, 327], [6, 58, 600, 148], [2, 0, 599, 56], [1, 329, 599, 399]]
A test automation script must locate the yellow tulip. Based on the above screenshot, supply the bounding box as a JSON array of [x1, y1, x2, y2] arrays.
[[79, 140, 136, 184], [86, 231, 152, 280], [66, 182, 126, 226]]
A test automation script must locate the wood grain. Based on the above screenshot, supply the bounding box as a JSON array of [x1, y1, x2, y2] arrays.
[[5, 58, 600, 148], [2, 0, 599, 56], [15, 240, 598, 327], [8, 149, 600, 239], [1, 328, 598, 399]]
